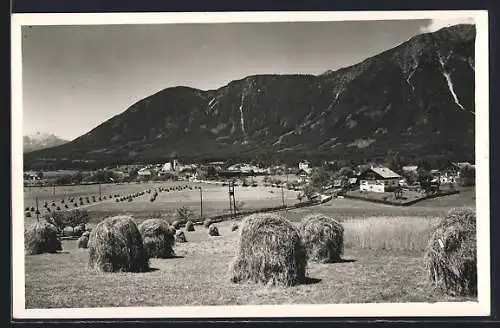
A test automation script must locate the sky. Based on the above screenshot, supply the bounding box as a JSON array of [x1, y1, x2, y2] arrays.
[[21, 17, 475, 140]]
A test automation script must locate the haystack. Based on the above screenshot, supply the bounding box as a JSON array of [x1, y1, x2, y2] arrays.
[[77, 231, 90, 248], [88, 215, 149, 272], [299, 214, 344, 263], [185, 220, 195, 232], [175, 230, 187, 243], [137, 218, 175, 259], [208, 225, 220, 236], [425, 207, 477, 296], [168, 225, 177, 236], [25, 220, 62, 255], [229, 213, 307, 286]]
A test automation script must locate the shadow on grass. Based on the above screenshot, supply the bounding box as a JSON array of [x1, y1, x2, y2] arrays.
[[166, 255, 185, 259], [301, 277, 322, 285], [143, 267, 160, 273], [338, 258, 357, 263]]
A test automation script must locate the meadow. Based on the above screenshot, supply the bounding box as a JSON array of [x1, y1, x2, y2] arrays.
[[23, 183, 476, 308], [23, 181, 300, 227]]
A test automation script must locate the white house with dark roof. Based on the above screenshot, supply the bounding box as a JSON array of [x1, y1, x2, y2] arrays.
[[359, 166, 401, 192]]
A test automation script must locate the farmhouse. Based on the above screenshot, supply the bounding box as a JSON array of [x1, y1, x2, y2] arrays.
[[137, 168, 152, 177], [359, 167, 401, 192], [402, 165, 418, 173], [298, 160, 312, 174], [162, 162, 173, 172]]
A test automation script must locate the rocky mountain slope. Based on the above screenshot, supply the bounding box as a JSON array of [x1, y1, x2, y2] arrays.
[[24, 24, 475, 168]]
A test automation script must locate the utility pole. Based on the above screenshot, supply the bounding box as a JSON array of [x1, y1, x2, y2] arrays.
[[281, 184, 285, 207], [199, 186, 203, 220], [229, 180, 236, 218], [99, 183, 102, 199], [35, 196, 39, 222]]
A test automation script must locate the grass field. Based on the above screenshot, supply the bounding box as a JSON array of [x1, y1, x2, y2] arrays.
[[23, 181, 300, 227], [23, 185, 476, 308]]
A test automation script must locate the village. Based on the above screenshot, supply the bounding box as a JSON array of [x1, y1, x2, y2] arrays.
[[24, 156, 476, 206]]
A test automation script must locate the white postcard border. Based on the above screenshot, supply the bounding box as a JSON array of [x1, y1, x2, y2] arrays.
[[11, 10, 490, 319]]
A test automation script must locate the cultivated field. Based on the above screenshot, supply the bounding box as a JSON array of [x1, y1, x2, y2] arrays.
[[23, 186, 477, 308], [23, 181, 300, 227]]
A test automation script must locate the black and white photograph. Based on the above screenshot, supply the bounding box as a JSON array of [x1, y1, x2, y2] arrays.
[[11, 10, 490, 319]]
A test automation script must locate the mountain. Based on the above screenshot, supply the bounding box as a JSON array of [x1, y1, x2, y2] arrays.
[[24, 24, 475, 169], [23, 133, 69, 153]]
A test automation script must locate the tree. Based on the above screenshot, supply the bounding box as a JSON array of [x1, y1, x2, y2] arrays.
[[459, 165, 475, 186], [402, 170, 418, 185], [310, 167, 332, 189], [177, 206, 193, 223], [72, 171, 84, 184], [384, 150, 403, 173], [206, 166, 217, 179], [65, 209, 90, 231], [336, 166, 354, 178]]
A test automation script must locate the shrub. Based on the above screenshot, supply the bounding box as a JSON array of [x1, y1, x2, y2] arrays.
[[138, 219, 175, 258], [425, 207, 477, 296], [88, 215, 149, 272], [229, 213, 307, 286], [299, 214, 344, 263], [172, 220, 181, 229], [25, 220, 62, 255], [25, 211, 32, 217], [177, 206, 193, 223], [231, 223, 239, 231]]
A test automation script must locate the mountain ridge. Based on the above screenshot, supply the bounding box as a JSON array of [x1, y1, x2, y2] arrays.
[[24, 24, 476, 169], [23, 132, 69, 153]]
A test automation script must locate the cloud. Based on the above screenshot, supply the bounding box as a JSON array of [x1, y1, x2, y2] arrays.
[[420, 17, 475, 33]]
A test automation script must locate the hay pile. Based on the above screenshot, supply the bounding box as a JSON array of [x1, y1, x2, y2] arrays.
[[185, 220, 195, 232], [25, 220, 63, 255], [88, 215, 149, 272], [230, 213, 307, 287], [77, 231, 90, 249], [208, 225, 220, 236], [175, 230, 187, 243], [138, 219, 175, 259], [168, 225, 177, 235], [425, 207, 477, 296], [299, 214, 344, 263]]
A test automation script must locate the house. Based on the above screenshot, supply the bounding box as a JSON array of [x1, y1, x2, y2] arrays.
[[296, 169, 310, 184], [359, 166, 401, 192], [348, 177, 358, 186], [137, 168, 152, 177], [162, 162, 173, 172], [402, 165, 418, 173], [298, 160, 312, 174]]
